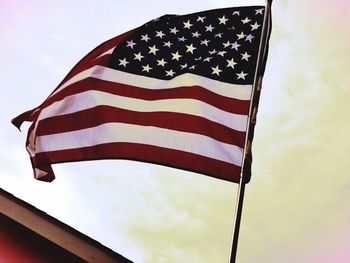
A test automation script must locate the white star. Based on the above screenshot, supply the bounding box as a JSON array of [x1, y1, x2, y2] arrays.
[[170, 27, 179, 34], [241, 52, 251, 61], [118, 58, 129, 67], [189, 65, 197, 70], [192, 31, 201, 38], [246, 34, 255, 43], [223, 41, 231, 48], [171, 51, 182, 61], [166, 69, 176, 77], [201, 39, 210, 46], [236, 31, 246, 40], [148, 45, 159, 55], [236, 71, 248, 80], [126, 40, 136, 49], [178, 36, 187, 42], [218, 15, 229, 25], [163, 41, 173, 48], [215, 33, 223, 38], [255, 8, 264, 15], [209, 49, 217, 55], [231, 41, 241, 50], [134, 52, 144, 61], [203, 57, 212, 62], [142, 64, 152, 73], [156, 30, 165, 39], [241, 17, 252, 24], [186, 43, 197, 54], [211, 65, 222, 76], [197, 16, 206, 22], [194, 56, 202, 61], [157, 58, 167, 67], [217, 51, 227, 57], [205, 24, 215, 32], [180, 63, 188, 69], [233, 11, 240, 16], [226, 58, 237, 69], [183, 19, 193, 29], [141, 34, 150, 42], [251, 22, 261, 31]]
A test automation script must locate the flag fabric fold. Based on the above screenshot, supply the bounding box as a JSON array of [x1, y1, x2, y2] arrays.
[[13, 5, 271, 183]]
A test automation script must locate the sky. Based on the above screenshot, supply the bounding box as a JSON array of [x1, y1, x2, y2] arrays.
[[1, 0, 350, 262]]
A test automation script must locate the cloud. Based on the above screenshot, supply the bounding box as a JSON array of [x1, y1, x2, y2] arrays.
[[124, 168, 236, 262], [236, 1, 350, 262]]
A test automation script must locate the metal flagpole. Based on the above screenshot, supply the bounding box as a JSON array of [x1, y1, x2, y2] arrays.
[[228, 1, 272, 262], [229, 173, 247, 263]]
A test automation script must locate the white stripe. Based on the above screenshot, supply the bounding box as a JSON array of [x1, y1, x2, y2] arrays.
[[93, 48, 114, 60], [35, 122, 243, 166], [39, 90, 248, 132], [53, 66, 252, 100]]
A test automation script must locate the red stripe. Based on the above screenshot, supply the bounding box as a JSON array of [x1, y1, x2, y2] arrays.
[[56, 30, 134, 90], [12, 30, 134, 128], [64, 54, 111, 76], [42, 78, 250, 115], [35, 106, 246, 147], [33, 142, 242, 183]]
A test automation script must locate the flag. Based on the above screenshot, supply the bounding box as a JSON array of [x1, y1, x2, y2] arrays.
[[12, 5, 271, 182]]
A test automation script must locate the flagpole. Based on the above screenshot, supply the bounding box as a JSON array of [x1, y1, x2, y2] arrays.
[[229, 174, 246, 263], [228, 1, 272, 262]]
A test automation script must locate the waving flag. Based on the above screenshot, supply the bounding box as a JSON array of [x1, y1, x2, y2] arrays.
[[12, 5, 271, 182]]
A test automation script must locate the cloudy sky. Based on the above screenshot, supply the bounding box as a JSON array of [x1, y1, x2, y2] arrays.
[[1, 0, 350, 262]]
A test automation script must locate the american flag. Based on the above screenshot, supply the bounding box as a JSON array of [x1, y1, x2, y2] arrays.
[[12, 5, 270, 182]]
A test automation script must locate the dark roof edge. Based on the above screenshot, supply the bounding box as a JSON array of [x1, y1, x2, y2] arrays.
[[0, 188, 133, 263]]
